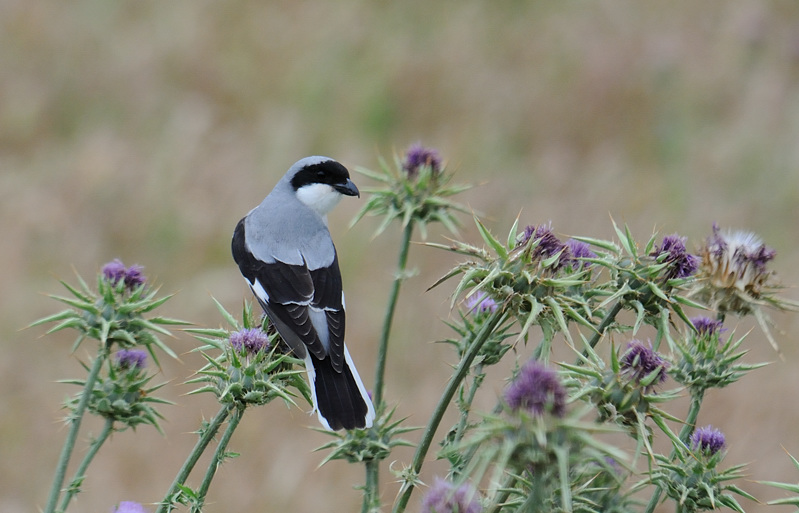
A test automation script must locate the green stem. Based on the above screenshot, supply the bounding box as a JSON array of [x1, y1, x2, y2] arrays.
[[392, 309, 505, 513], [362, 221, 413, 513], [57, 417, 115, 512], [678, 390, 705, 443], [373, 220, 414, 408], [588, 300, 624, 349], [44, 349, 107, 513], [485, 473, 518, 513], [449, 366, 484, 481], [195, 405, 245, 509], [644, 390, 706, 513], [362, 460, 380, 513], [453, 365, 483, 446], [156, 405, 231, 513]]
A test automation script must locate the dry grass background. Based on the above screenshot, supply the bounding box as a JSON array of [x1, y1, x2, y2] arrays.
[[3, 1, 799, 512]]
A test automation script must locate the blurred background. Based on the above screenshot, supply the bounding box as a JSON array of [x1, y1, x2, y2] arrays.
[[3, 1, 799, 512]]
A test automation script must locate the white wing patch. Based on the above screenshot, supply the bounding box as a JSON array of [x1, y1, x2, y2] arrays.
[[344, 344, 376, 429], [308, 306, 330, 352], [250, 279, 270, 303]]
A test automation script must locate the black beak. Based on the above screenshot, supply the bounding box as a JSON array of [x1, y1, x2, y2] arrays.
[[335, 178, 360, 198]]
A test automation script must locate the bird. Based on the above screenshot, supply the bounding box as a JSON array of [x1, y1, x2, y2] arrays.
[[231, 156, 376, 431]]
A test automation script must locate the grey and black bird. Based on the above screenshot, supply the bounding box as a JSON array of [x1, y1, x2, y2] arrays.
[[231, 156, 375, 430]]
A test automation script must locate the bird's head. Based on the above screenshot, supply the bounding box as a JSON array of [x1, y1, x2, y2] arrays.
[[288, 156, 360, 216]]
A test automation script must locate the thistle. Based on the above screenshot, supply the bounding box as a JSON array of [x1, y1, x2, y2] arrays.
[[315, 405, 416, 466], [649, 235, 699, 281], [699, 225, 775, 299], [456, 372, 625, 513], [421, 477, 483, 513], [564, 238, 598, 271], [504, 360, 567, 418], [349, 146, 473, 513], [619, 340, 669, 393], [113, 502, 149, 513], [402, 143, 443, 179], [33, 262, 186, 513], [351, 144, 470, 238], [102, 259, 147, 290], [30, 260, 183, 362], [158, 301, 309, 513], [644, 426, 754, 513], [429, 217, 596, 353], [670, 318, 765, 394], [187, 312, 309, 408], [691, 425, 726, 456], [464, 292, 499, 316], [691, 224, 799, 355], [62, 349, 171, 432], [563, 339, 677, 432]]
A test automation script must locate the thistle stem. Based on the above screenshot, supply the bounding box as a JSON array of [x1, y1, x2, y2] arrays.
[[195, 404, 245, 509], [392, 309, 505, 513], [156, 405, 230, 513], [588, 300, 624, 349], [678, 390, 705, 442], [362, 459, 380, 513], [453, 365, 484, 447], [44, 349, 107, 513], [362, 221, 413, 513], [485, 473, 518, 513], [373, 220, 414, 408], [57, 417, 115, 512]]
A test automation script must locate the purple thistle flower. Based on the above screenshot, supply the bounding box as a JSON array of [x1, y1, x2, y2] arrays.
[[102, 259, 127, 283], [402, 143, 442, 178], [691, 425, 726, 455], [620, 340, 668, 389], [102, 259, 147, 289], [421, 477, 482, 513], [113, 502, 149, 513], [690, 316, 724, 337], [123, 265, 146, 288], [650, 234, 699, 280], [465, 292, 498, 315], [564, 238, 597, 269], [115, 349, 148, 370], [518, 223, 570, 270], [229, 328, 270, 355], [504, 360, 567, 417]]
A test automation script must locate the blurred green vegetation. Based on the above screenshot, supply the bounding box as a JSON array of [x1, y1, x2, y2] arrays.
[[3, 2, 799, 512]]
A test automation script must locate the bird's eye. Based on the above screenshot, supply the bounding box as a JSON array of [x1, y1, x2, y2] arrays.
[[317, 170, 326, 179]]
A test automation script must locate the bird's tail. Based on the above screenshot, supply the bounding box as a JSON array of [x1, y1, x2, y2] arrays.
[[304, 344, 375, 431]]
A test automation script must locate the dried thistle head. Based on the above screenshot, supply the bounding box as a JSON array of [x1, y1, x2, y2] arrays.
[[699, 224, 775, 300]]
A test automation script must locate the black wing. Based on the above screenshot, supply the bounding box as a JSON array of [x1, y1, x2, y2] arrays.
[[232, 218, 346, 371]]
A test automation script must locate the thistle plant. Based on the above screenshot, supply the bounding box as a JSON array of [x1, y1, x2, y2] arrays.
[[421, 477, 483, 513], [347, 144, 471, 512], [563, 339, 679, 442], [31, 148, 799, 513], [451, 361, 627, 513], [32, 261, 185, 513], [670, 317, 765, 395], [691, 223, 799, 355], [642, 426, 755, 513], [344, 150, 799, 513], [157, 300, 309, 513]]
